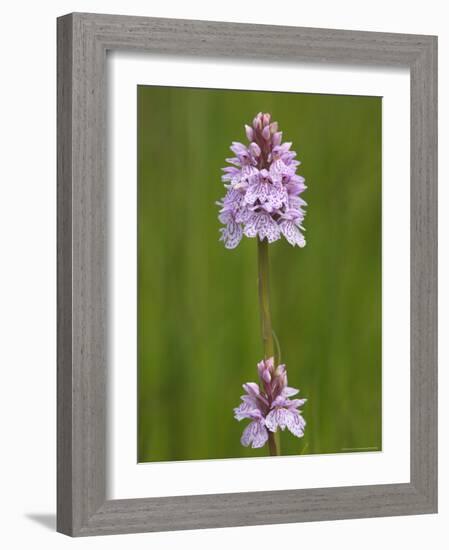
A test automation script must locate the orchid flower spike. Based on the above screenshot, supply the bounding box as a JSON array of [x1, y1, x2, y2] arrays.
[[234, 357, 307, 449], [217, 112, 307, 249]]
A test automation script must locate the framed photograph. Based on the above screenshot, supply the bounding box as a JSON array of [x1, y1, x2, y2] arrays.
[[57, 12, 437, 536]]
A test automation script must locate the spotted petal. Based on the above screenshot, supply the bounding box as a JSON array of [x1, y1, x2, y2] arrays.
[[219, 220, 243, 249], [285, 409, 306, 437], [280, 220, 306, 247], [244, 212, 281, 243], [265, 407, 290, 432], [241, 418, 269, 448]]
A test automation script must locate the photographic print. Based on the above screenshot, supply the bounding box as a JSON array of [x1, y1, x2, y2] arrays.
[[137, 86, 381, 462]]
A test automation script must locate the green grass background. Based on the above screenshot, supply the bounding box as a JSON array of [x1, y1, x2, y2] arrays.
[[137, 86, 382, 462]]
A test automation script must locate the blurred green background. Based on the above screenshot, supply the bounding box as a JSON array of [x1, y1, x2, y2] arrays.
[[138, 86, 381, 462]]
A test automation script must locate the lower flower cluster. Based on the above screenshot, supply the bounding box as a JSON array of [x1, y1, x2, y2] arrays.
[[234, 357, 307, 449]]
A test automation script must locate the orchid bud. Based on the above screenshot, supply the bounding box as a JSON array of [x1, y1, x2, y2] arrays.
[[245, 124, 254, 141], [249, 142, 261, 157], [272, 131, 282, 147], [253, 112, 263, 129], [262, 369, 271, 384]]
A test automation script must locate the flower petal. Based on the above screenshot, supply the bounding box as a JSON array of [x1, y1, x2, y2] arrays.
[[219, 220, 243, 249], [242, 382, 260, 397], [265, 407, 289, 432], [241, 419, 269, 448], [244, 212, 281, 244], [285, 409, 306, 438], [280, 220, 306, 247], [287, 398, 307, 409], [282, 386, 300, 398], [234, 401, 256, 421]]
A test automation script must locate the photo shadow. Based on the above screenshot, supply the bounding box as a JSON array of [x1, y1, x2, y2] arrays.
[[25, 513, 56, 531]]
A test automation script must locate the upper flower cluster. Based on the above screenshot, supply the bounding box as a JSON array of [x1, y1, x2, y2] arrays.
[[234, 357, 307, 449], [217, 112, 307, 249]]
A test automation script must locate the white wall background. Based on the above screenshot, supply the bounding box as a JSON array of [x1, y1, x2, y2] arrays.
[[0, 1, 445, 548]]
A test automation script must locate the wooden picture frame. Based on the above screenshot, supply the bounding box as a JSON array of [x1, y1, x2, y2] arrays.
[[57, 12, 437, 536]]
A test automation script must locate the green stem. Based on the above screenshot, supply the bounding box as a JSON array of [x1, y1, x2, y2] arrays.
[[257, 238, 274, 359], [268, 432, 279, 456], [257, 238, 281, 457]]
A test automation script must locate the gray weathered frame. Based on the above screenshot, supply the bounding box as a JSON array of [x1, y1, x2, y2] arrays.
[[57, 12, 438, 537]]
